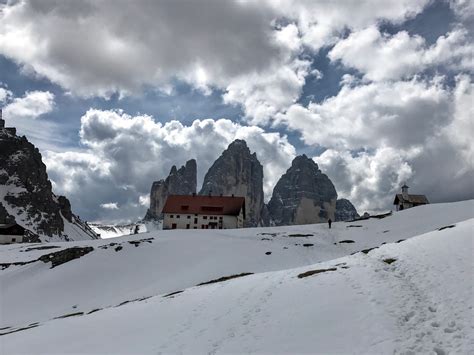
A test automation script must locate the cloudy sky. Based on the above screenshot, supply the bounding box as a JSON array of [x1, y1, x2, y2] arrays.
[[0, 0, 472, 223]]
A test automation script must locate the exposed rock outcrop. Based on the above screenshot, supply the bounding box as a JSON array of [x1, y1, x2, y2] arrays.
[[267, 155, 337, 226], [0, 129, 99, 242], [199, 140, 266, 227], [144, 159, 197, 220], [335, 198, 359, 222]]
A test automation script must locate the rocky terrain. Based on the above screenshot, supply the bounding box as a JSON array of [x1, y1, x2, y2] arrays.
[[144, 140, 359, 227], [144, 159, 197, 220], [335, 198, 359, 221], [267, 155, 338, 226], [199, 140, 266, 227], [0, 129, 98, 242]]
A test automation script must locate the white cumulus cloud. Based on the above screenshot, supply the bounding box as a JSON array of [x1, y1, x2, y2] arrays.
[[329, 26, 474, 81], [45, 109, 296, 222]]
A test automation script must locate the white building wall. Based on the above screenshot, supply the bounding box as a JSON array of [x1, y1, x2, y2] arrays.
[[163, 212, 242, 230], [0, 234, 24, 244]]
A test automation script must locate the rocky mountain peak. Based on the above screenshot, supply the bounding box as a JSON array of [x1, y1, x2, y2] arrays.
[[199, 139, 266, 227], [0, 130, 98, 242], [335, 198, 359, 221], [291, 154, 318, 169], [267, 154, 337, 226], [144, 159, 197, 221], [169, 165, 178, 175]]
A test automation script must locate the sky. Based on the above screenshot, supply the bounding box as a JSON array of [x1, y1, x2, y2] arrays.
[[0, 0, 472, 223]]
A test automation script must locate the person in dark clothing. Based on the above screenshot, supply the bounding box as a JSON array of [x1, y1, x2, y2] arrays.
[[328, 218, 332, 229]]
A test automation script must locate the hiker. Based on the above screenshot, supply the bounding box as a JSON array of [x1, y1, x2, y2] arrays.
[[328, 218, 332, 229]]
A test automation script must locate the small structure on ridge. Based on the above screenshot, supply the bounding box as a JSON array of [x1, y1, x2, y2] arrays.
[[393, 184, 429, 211]]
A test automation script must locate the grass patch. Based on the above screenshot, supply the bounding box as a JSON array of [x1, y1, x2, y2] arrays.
[[339, 240, 355, 244], [24, 245, 60, 252], [287, 234, 313, 237], [361, 247, 377, 254], [54, 312, 84, 319], [0, 324, 39, 336], [87, 308, 102, 314], [438, 224, 455, 231], [298, 268, 337, 279], [164, 290, 184, 298], [302, 243, 314, 247], [265, 251, 272, 255], [197, 272, 254, 286], [346, 225, 363, 228], [383, 258, 397, 265]]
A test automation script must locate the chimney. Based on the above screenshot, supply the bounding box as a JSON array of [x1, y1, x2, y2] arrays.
[[0, 109, 4, 129], [401, 183, 409, 200]]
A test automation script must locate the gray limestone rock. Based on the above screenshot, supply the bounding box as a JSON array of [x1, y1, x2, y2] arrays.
[[144, 159, 197, 220], [335, 198, 359, 222], [199, 140, 266, 227], [0, 130, 98, 241], [267, 155, 337, 226]]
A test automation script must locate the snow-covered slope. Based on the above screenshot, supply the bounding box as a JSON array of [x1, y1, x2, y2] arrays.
[[89, 222, 146, 239], [1, 200, 473, 353]]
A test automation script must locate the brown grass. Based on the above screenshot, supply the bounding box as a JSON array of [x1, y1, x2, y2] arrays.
[[197, 272, 254, 286], [297, 268, 337, 278]]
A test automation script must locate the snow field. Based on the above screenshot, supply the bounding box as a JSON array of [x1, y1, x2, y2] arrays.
[[0, 200, 473, 353]]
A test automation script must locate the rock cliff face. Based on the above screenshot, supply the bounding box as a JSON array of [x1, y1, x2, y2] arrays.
[[267, 155, 337, 226], [199, 140, 266, 227], [144, 159, 197, 220], [0, 129, 99, 242], [335, 198, 359, 221]]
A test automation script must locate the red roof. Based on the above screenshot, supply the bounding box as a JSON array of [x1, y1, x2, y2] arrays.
[[162, 195, 245, 217]]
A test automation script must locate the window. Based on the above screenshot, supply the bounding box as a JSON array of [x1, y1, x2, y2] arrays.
[[194, 227, 197, 229], [186, 224, 190, 229], [194, 218, 198, 224], [219, 216, 223, 220], [203, 216, 207, 220], [187, 215, 191, 219], [12, 238, 16, 242], [181, 205, 189, 211], [171, 223, 177, 229], [176, 215, 180, 219], [170, 215, 174, 218]]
